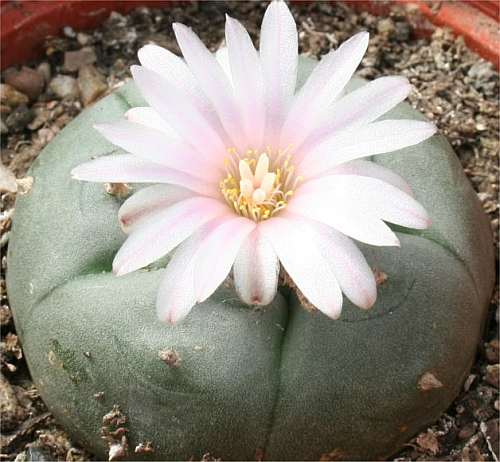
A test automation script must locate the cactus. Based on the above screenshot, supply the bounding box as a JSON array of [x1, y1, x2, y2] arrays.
[[7, 58, 494, 460]]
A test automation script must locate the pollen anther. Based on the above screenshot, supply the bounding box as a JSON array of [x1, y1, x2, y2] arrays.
[[220, 149, 300, 222]]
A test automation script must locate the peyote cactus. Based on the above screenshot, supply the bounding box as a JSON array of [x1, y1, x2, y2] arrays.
[[7, 59, 494, 460]]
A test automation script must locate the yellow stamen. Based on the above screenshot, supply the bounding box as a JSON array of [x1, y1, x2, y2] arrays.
[[219, 149, 301, 222]]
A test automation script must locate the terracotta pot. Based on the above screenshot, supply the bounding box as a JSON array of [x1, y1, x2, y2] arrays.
[[1, 0, 499, 70], [0, 0, 172, 69]]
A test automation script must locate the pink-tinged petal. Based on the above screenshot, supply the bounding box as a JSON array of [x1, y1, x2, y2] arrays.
[[112, 197, 229, 276], [299, 174, 430, 229], [194, 216, 256, 302], [305, 76, 411, 152], [125, 107, 177, 137], [118, 184, 195, 233], [303, 218, 376, 309], [260, 215, 343, 319], [131, 65, 226, 168], [94, 120, 220, 180], [138, 44, 201, 97], [299, 119, 437, 178], [155, 219, 220, 324], [281, 31, 369, 149], [215, 46, 233, 86], [156, 239, 198, 324], [327, 160, 413, 196], [173, 23, 245, 150], [233, 227, 279, 305], [225, 15, 266, 150], [71, 154, 219, 197], [138, 44, 231, 147], [259, 0, 298, 144], [287, 191, 400, 247]]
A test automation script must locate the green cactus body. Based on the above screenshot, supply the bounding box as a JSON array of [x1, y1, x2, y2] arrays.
[[7, 58, 494, 460]]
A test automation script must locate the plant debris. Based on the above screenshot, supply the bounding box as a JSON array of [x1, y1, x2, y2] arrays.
[[418, 371, 444, 391], [158, 349, 182, 368], [101, 405, 129, 461], [0, 2, 498, 460], [134, 441, 154, 455]]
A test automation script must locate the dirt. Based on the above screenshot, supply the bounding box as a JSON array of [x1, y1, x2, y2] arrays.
[[0, 2, 498, 461]]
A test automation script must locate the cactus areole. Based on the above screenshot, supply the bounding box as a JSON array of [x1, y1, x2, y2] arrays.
[[7, 2, 494, 460]]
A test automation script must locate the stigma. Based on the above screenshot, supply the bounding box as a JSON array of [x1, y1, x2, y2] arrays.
[[220, 149, 301, 222]]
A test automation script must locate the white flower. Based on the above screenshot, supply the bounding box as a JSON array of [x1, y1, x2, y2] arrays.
[[72, 1, 435, 323]]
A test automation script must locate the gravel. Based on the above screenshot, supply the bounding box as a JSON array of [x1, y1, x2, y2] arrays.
[[0, 2, 498, 460]]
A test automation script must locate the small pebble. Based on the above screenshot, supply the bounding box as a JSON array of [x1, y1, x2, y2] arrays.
[[463, 373, 476, 392], [0, 372, 28, 431], [416, 431, 439, 455], [36, 62, 52, 85], [393, 21, 411, 42], [77, 32, 92, 46], [467, 60, 493, 81], [0, 83, 29, 108], [63, 47, 97, 72], [0, 163, 17, 193], [1, 118, 8, 135], [3, 66, 45, 100], [24, 446, 52, 462], [0, 306, 12, 326], [462, 445, 485, 462], [63, 25, 76, 38], [482, 419, 499, 458], [458, 422, 477, 440], [485, 338, 499, 364], [484, 364, 499, 388], [377, 18, 395, 35], [78, 65, 107, 106], [5, 105, 34, 132], [49, 75, 80, 100]]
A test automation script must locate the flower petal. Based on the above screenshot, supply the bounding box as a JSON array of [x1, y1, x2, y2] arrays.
[[118, 184, 195, 233], [173, 23, 246, 150], [233, 227, 279, 305], [215, 46, 233, 86], [259, 0, 298, 144], [225, 15, 266, 150], [327, 160, 413, 196], [281, 31, 369, 148], [194, 216, 256, 302], [155, 222, 213, 324], [138, 44, 231, 147], [287, 191, 400, 247], [94, 120, 220, 180], [306, 76, 412, 151], [131, 65, 226, 167], [112, 197, 229, 276], [138, 44, 202, 99], [299, 119, 437, 178], [260, 215, 343, 319], [71, 154, 219, 197], [298, 174, 430, 229], [125, 107, 177, 137], [303, 218, 376, 309]]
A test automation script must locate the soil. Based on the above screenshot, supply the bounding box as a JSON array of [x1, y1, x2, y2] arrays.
[[0, 2, 498, 461]]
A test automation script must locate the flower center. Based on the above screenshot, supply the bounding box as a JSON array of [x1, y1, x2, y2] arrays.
[[220, 148, 301, 222]]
